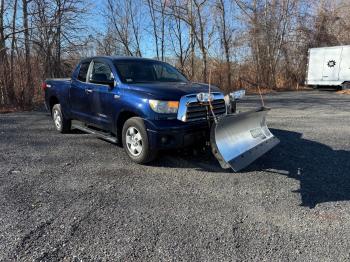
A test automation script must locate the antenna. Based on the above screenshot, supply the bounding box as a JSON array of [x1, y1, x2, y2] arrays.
[[208, 69, 218, 124]]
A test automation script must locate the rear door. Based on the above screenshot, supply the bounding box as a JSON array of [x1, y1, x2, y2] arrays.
[[322, 47, 342, 81], [70, 60, 94, 122], [307, 48, 324, 83], [339, 46, 350, 81]]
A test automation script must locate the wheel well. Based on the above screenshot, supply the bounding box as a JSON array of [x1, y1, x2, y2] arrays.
[[116, 111, 138, 142], [49, 96, 59, 113]]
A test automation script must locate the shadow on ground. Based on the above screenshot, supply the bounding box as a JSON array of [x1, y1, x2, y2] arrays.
[[158, 128, 350, 208], [248, 129, 350, 208]]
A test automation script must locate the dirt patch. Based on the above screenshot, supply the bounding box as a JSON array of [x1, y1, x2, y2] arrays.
[[246, 88, 276, 95], [336, 89, 350, 95], [0, 101, 44, 114], [245, 86, 312, 95], [0, 107, 19, 114]]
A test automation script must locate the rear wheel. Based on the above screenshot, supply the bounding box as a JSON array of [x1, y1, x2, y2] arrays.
[[122, 117, 157, 164], [341, 82, 350, 90], [52, 104, 71, 133]]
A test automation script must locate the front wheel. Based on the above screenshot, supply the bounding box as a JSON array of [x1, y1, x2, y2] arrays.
[[122, 117, 157, 164]]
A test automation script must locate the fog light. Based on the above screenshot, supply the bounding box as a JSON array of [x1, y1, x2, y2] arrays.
[[161, 136, 168, 144]]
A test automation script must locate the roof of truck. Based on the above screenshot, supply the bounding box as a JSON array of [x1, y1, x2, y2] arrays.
[[80, 56, 158, 63]]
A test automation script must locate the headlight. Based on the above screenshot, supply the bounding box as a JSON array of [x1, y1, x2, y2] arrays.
[[149, 100, 179, 114], [196, 92, 214, 103]]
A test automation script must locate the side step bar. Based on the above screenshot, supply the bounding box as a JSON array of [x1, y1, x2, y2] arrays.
[[72, 121, 118, 144]]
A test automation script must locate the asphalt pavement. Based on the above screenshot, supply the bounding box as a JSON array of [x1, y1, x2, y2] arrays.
[[1, 90, 350, 261]]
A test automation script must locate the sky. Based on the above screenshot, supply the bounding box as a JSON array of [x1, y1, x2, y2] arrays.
[[86, 0, 156, 58], [87, 0, 108, 33]]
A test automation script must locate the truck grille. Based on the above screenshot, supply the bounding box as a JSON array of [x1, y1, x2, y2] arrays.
[[185, 99, 226, 121]]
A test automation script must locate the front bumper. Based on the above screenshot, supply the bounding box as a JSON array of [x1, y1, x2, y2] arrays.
[[144, 119, 210, 150]]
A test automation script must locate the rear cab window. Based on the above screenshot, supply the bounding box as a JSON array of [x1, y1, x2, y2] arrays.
[[77, 62, 90, 82]]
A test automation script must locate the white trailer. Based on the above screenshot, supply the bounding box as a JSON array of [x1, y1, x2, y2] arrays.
[[306, 45, 350, 89]]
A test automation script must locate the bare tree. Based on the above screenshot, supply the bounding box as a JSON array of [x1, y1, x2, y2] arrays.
[[234, 0, 298, 88], [22, 0, 34, 106], [0, 0, 8, 104], [9, 0, 18, 105], [193, 0, 209, 82], [2, 0, 350, 110], [146, 0, 160, 59], [0, 0, 5, 53], [106, 0, 143, 56], [168, 1, 191, 74], [0, 0, 8, 105], [94, 31, 124, 56], [30, 0, 87, 77], [215, 0, 234, 90], [167, 0, 213, 82]]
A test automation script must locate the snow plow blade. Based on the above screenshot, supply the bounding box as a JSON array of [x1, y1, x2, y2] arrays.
[[210, 107, 279, 172]]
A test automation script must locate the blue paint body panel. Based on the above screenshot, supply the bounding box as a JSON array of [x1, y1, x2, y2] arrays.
[[44, 56, 223, 149]]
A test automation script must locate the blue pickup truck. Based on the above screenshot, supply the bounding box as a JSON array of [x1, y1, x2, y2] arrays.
[[43, 56, 278, 171]]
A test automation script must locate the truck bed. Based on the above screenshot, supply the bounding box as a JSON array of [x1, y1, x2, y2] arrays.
[[44, 78, 72, 113], [46, 78, 71, 84]]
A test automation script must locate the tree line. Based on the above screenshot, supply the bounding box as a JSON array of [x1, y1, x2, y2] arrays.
[[1, 0, 349, 109]]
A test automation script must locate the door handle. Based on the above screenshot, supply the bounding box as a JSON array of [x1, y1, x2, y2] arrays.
[[85, 88, 93, 94]]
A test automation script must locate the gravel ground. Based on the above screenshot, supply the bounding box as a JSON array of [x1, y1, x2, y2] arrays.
[[1, 90, 350, 261]]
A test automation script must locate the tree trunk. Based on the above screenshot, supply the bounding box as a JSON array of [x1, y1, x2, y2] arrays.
[[9, 0, 18, 105], [0, 0, 16, 106], [160, 0, 165, 61], [196, 3, 207, 82], [22, 0, 33, 108], [56, 0, 62, 77], [189, 0, 195, 79], [147, 0, 160, 60], [218, 0, 231, 90], [0, 0, 7, 105]]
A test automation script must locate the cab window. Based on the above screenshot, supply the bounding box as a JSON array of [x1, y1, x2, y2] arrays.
[[77, 62, 90, 82], [90, 62, 114, 82]]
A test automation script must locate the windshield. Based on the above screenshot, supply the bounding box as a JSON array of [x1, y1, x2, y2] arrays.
[[113, 60, 188, 84]]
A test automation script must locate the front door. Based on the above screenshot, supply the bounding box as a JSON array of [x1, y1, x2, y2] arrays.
[[88, 60, 121, 130], [339, 47, 350, 81]]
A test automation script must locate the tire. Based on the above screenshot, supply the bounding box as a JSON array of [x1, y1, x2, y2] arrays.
[[122, 117, 157, 164], [230, 100, 237, 114], [341, 82, 350, 90], [52, 104, 71, 133]]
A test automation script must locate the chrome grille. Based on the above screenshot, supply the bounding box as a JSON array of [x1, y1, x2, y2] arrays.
[[186, 99, 226, 121], [177, 92, 226, 122]]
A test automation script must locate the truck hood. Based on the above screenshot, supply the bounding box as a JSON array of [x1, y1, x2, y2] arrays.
[[125, 82, 222, 100]]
